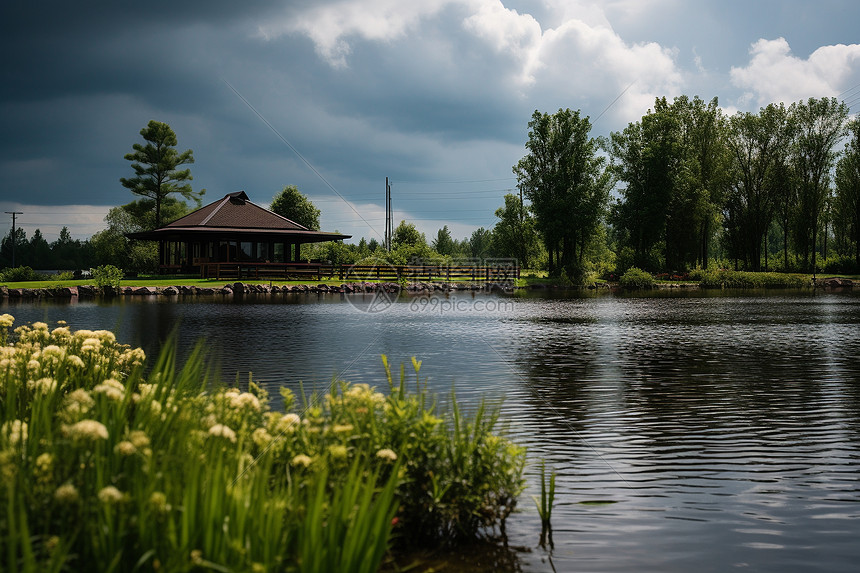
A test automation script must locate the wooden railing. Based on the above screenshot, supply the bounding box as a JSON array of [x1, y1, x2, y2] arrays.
[[339, 263, 519, 283], [200, 262, 333, 281], [198, 261, 519, 282]]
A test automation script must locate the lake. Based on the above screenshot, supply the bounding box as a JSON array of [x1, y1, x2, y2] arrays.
[[3, 288, 860, 572]]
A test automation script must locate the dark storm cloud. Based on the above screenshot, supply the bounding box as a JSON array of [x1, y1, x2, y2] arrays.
[[1, 1, 290, 205], [1, 0, 520, 212]]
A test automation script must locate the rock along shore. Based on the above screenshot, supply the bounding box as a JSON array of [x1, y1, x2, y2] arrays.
[[0, 277, 851, 299], [0, 281, 516, 299]]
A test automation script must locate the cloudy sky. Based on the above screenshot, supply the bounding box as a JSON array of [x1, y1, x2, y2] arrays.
[[2, 0, 859, 244]]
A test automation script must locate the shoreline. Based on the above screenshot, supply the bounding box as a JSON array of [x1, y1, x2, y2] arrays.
[[0, 276, 853, 300], [0, 281, 513, 299]]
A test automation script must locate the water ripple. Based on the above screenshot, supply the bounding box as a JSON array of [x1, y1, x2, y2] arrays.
[[4, 290, 860, 572]]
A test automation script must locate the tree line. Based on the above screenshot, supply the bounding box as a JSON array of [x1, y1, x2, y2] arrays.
[[5, 105, 859, 278], [509, 96, 860, 279], [0, 227, 94, 271], [299, 95, 860, 278]]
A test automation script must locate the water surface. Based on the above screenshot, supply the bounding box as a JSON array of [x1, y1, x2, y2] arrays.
[[4, 289, 860, 572]]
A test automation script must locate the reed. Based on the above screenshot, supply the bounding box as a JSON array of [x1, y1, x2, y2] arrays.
[[0, 314, 526, 571], [533, 460, 556, 548]]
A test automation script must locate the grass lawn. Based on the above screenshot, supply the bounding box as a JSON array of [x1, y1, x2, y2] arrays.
[[1, 277, 360, 289], [2, 273, 522, 290]]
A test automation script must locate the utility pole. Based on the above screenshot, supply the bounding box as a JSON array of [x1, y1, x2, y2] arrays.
[[5, 211, 23, 268], [385, 177, 392, 252], [387, 179, 392, 252], [518, 187, 525, 268], [384, 178, 388, 251]]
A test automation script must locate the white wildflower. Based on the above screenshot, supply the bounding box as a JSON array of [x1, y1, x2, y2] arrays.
[[3, 420, 28, 447], [208, 424, 237, 443], [97, 485, 125, 505], [114, 441, 137, 456], [28, 377, 58, 395], [50, 326, 71, 340], [276, 413, 301, 434], [332, 423, 354, 434], [54, 483, 79, 504], [376, 448, 398, 462], [230, 392, 261, 412], [148, 491, 171, 514], [68, 419, 109, 442], [328, 444, 348, 460], [93, 330, 116, 343], [64, 389, 95, 416], [80, 338, 102, 354], [94, 379, 125, 401], [129, 430, 150, 448], [252, 427, 273, 448]]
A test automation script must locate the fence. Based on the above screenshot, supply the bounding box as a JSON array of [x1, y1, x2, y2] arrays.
[[199, 261, 519, 283]]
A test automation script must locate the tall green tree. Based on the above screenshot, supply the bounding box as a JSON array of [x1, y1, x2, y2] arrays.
[[28, 229, 52, 269], [664, 96, 726, 269], [611, 96, 725, 271], [790, 97, 849, 271], [492, 193, 540, 267], [469, 227, 494, 260], [432, 225, 457, 256], [835, 118, 860, 266], [514, 108, 610, 276], [392, 221, 425, 249], [120, 120, 201, 229], [270, 185, 321, 230], [50, 227, 93, 270], [121, 196, 196, 231], [771, 151, 797, 270], [722, 103, 793, 270], [0, 227, 28, 269], [609, 98, 679, 270]]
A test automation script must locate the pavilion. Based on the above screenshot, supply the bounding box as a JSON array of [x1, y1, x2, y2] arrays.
[[127, 191, 350, 277]]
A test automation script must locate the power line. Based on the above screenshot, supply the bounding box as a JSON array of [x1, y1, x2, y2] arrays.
[[222, 78, 383, 240], [593, 79, 636, 123], [838, 82, 860, 99], [391, 176, 515, 185]]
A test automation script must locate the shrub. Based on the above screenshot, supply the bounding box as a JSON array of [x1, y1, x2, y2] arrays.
[[0, 266, 39, 282], [619, 267, 655, 289], [0, 317, 526, 571], [695, 269, 810, 289], [0, 267, 72, 283], [822, 255, 860, 275], [90, 264, 124, 289]]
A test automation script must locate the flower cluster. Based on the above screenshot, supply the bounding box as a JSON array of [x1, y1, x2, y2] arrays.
[[0, 315, 526, 573]]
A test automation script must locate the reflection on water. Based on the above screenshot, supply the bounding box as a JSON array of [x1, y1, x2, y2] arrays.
[[4, 289, 860, 572]]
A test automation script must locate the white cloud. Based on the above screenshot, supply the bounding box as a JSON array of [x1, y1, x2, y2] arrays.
[[258, 0, 458, 68], [730, 38, 860, 108], [261, 0, 683, 119], [462, 1, 542, 84], [529, 16, 681, 121]]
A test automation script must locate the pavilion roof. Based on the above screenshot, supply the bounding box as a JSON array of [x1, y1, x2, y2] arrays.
[[127, 191, 350, 243]]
